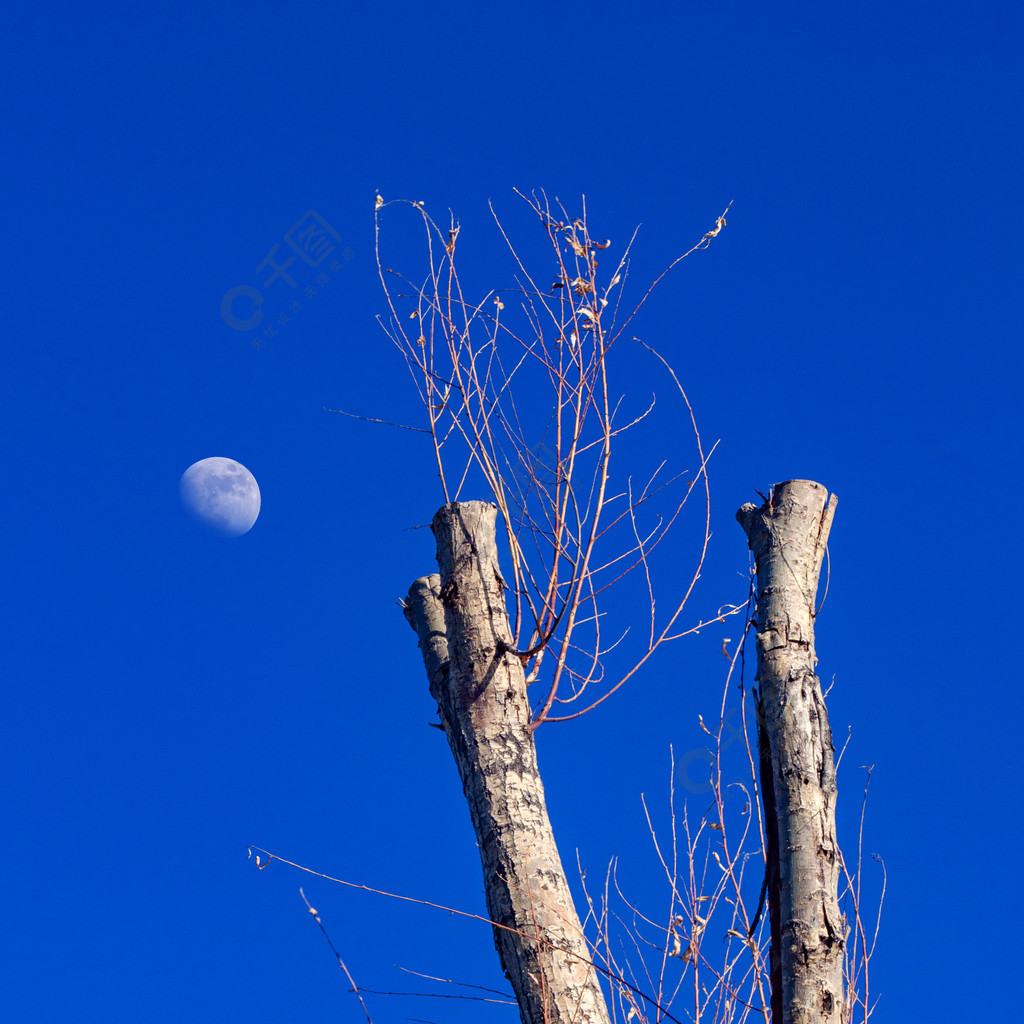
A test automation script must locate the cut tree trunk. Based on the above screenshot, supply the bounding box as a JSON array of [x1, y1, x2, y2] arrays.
[[404, 500, 611, 1024], [736, 480, 845, 1024]]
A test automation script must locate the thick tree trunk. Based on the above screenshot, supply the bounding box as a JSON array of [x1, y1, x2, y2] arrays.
[[404, 500, 611, 1024], [736, 481, 845, 1024]]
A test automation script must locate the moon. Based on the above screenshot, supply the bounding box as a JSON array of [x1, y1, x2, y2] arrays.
[[179, 457, 261, 537]]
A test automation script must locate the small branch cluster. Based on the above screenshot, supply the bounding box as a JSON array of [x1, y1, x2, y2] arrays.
[[372, 190, 738, 726], [577, 601, 773, 1024], [574, 595, 884, 1024]]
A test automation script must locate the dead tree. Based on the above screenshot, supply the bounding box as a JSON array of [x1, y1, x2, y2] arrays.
[[405, 500, 611, 1024], [374, 194, 736, 1023], [737, 480, 845, 1024], [250, 199, 882, 1024]]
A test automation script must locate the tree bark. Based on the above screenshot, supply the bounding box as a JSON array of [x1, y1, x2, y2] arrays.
[[736, 481, 845, 1024], [404, 500, 611, 1024]]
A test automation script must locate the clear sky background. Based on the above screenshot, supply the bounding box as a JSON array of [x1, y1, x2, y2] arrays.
[[3, 2, 1020, 1021]]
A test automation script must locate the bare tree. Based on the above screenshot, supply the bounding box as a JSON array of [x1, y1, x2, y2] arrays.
[[405, 502, 612, 1024], [738, 481, 845, 1024], [375, 192, 739, 1023], [253, 198, 881, 1024]]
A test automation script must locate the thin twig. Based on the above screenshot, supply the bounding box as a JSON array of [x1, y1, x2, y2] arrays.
[[298, 887, 374, 1024]]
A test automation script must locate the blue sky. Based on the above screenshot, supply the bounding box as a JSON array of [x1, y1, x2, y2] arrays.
[[3, 2, 1020, 1020]]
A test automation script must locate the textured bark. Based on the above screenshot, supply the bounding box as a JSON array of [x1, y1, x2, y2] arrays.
[[736, 481, 844, 1024], [405, 501, 611, 1024]]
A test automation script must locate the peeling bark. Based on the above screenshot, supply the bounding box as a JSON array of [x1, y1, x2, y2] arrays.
[[405, 501, 611, 1024], [737, 480, 845, 1024]]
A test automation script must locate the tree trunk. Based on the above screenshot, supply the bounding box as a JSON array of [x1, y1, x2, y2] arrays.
[[736, 480, 845, 1024], [404, 500, 611, 1024]]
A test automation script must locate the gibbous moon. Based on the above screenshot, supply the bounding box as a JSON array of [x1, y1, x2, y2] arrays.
[[179, 457, 261, 537]]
